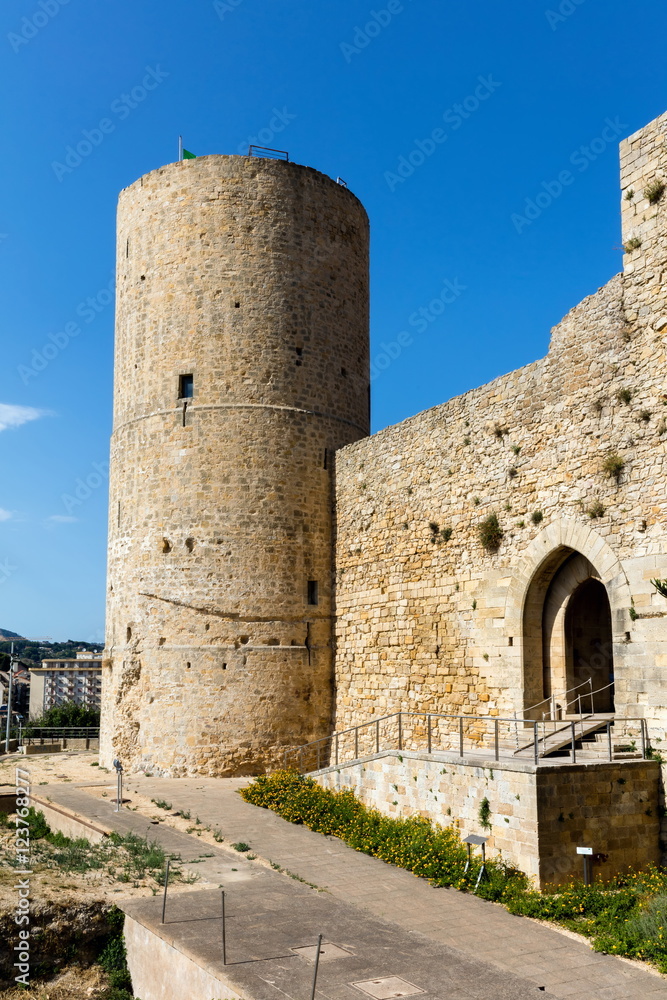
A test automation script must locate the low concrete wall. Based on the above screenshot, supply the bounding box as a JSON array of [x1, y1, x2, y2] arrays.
[[314, 750, 660, 887], [30, 794, 110, 844], [24, 742, 63, 755], [124, 916, 243, 1000]]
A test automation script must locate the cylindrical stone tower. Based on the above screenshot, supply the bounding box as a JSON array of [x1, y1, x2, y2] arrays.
[[100, 155, 369, 776]]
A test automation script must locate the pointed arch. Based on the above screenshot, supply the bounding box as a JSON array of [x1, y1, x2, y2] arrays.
[[503, 517, 630, 715]]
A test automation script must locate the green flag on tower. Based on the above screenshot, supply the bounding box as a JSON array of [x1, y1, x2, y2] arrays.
[[183, 149, 196, 159]]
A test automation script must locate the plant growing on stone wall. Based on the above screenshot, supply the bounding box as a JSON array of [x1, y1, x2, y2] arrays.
[[644, 179, 665, 204], [623, 237, 642, 252], [472, 600, 477, 610], [531, 510, 544, 525], [586, 500, 605, 519], [602, 452, 625, 481], [622, 328, 632, 343], [517, 520, 525, 528], [440, 527, 453, 542], [478, 513, 503, 552], [624, 188, 634, 201], [493, 423, 508, 440], [629, 605, 638, 622], [478, 797, 491, 830], [617, 388, 633, 405], [508, 466, 518, 479], [640, 409, 652, 422], [651, 579, 667, 599], [473, 496, 481, 505], [511, 445, 521, 455], [464, 435, 471, 446]]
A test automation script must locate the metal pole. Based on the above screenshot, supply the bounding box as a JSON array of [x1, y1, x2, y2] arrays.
[[4, 643, 16, 754], [161, 858, 171, 923], [316, 745, 321, 771], [178, 135, 183, 161], [607, 720, 612, 761], [115, 768, 122, 812], [533, 721, 539, 765], [641, 719, 647, 758], [310, 933, 323, 1000], [221, 890, 227, 966], [398, 713, 402, 751], [494, 719, 499, 761], [459, 716, 464, 757], [570, 721, 577, 763], [376, 719, 380, 754], [354, 725, 358, 760], [427, 715, 432, 754], [335, 733, 339, 766]]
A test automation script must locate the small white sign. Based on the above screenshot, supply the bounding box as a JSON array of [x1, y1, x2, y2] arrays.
[[576, 846, 593, 855]]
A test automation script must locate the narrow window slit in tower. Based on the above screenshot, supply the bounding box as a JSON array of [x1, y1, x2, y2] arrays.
[[126, 626, 132, 642], [234, 301, 240, 308], [186, 662, 191, 670], [222, 663, 227, 670], [341, 367, 347, 377], [295, 347, 303, 356], [323, 449, 329, 470], [179, 374, 194, 399], [508, 636, 514, 646], [307, 580, 319, 606], [161, 538, 172, 553], [185, 537, 195, 552]]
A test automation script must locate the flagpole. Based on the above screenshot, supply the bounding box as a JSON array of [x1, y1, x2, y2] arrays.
[[178, 135, 183, 162]]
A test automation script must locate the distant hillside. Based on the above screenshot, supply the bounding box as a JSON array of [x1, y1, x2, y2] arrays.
[[0, 628, 22, 639]]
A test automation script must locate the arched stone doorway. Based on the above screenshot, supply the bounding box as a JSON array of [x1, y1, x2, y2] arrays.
[[564, 578, 614, 712], [523, 548, 614, 717]]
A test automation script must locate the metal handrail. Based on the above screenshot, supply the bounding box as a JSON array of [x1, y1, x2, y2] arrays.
[[282, 708, 650, 772], [520, 676, 593, 721]]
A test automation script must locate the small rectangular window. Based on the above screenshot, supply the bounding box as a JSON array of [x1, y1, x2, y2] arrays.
[[179, 374, 194, 399], [307, 580, 319, 606]]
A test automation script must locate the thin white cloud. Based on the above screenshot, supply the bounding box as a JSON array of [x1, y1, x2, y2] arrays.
[[0, 403, 48, 433], [0, 509, 13, 521], [46, 515, 78, 524]]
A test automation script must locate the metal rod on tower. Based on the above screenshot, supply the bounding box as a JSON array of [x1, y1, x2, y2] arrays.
[[178, 135, 183, 162]]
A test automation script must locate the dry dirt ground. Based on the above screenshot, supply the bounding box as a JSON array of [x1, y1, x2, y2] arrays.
[[0, 748, 227, 1000]]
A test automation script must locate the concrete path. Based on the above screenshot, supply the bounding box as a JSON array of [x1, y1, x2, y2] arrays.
[[37, 775, 667, 1000]]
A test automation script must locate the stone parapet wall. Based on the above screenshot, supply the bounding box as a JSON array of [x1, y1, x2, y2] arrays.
[[315, 750, 660, 886]]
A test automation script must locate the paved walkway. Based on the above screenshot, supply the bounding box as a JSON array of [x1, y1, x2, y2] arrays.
[[38, 774, 667, 1000]]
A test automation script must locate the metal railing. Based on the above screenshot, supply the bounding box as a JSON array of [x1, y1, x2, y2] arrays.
[[21, 726, 100, 746], [247, 145, 289, 161], [521, 677, 594, 722], [282, 710, 650, 774]]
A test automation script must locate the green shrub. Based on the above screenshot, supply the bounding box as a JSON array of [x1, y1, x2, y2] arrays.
[[27, 700, 100, 730], [531, 510, 544, 525], [644, 179, 665, 204], [478, 513, 503, 552], [602, 452, 625, 481]]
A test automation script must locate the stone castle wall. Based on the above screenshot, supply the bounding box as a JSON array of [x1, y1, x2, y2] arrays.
[[332, 111, 667, 750], [101, 156, 370, 776]]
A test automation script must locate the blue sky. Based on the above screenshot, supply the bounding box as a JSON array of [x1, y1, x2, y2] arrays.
[[0, 0, 665, 640]]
